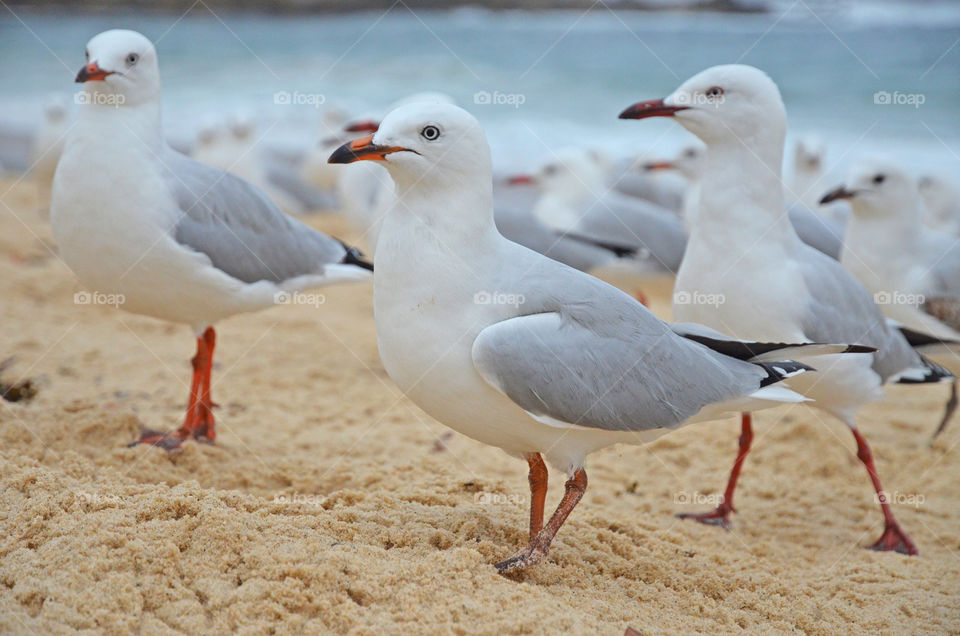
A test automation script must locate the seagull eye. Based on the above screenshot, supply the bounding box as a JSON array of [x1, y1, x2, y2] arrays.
[[683, 149, 696, 158], [706, 86, 724, 99], [420, 125, 440, 141], [543, 165, 558, 176], [873, 174, 886, 185], [126, 53, 139, 66]]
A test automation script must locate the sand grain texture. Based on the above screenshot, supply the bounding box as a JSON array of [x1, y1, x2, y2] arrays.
[[1, 179, 958, 635]]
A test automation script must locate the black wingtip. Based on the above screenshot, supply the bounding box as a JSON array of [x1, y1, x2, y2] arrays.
[[896, 355, 954, 385], [557, 231, 639, 258], [336, 240, 373, 272], [757, 360, 815, 387], [844, 344, 878, 354]]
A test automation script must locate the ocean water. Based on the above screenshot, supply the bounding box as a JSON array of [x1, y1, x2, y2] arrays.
[[1, 0, 958, 177]]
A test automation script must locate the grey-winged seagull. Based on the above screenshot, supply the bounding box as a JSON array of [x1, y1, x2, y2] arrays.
[[51, 30, 372, 451], [620, 64, 952, 555], [329, 102, 872, 571], [824, 157, 960, 438]]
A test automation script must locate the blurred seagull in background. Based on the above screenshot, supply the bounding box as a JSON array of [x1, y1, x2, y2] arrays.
[[918, 173, 960, 237]]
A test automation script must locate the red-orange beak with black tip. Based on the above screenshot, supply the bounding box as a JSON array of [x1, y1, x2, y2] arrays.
[[328, 135, 414, 164], [344, 119, 380, 133], [75, 62, 113, 83], [618, 99, 689, 120]]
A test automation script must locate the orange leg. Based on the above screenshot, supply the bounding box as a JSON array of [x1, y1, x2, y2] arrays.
[[130, 327, 217, 451], [527, 453, 548, 537], [850, 427, 918, 555], [677, 412, 752, 529], [495, 462, 587, 573]]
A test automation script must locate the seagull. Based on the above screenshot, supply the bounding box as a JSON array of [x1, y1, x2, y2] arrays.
[[823, 157, 960, 438], [609, 154, 686, 212], [620, 64, 952, 555], [329, 102, 872, 571], [29, 93, 72, 213], [918, 173, 960, 238], [521, 148, 688, 275], [51, 29, 372, 451]]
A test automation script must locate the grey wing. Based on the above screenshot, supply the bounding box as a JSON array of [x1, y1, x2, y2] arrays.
[[610, 166, 684, 211], [264, 155, 338, 211], [788, 203, 845, 260], [471, 308, 766, 433], [163, 149, 349, 284], [576, 195, 688, 272], [796, 244, 920, 381], [921, 237, 960, 331], [494, 207, 615, 272]]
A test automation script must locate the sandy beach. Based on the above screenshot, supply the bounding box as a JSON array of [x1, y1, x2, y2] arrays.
[[1, 176, 958, 635]]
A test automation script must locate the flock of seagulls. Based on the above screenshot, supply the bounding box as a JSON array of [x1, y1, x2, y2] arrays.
[[28, 28, 959, 571]]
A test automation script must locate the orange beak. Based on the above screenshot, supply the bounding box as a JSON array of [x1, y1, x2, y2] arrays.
[[643, 161, 675, 171], [618, 99, 689, 120], [343, 119, 380, 133], [327, 135, 414, 164], [75, 62, 113, 83], [506, 175, 534, 185]]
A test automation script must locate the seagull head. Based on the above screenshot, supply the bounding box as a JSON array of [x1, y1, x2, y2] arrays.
[[42, 94, 70, 123], [328, 102, 491, 190], [644, 142, 705, 182], [794, 135, 826, 173], [619, 64, 786, 147], [75, 29, 160, 107], [820, 157, 918, 218]]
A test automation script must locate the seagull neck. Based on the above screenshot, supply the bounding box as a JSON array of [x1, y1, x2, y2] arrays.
[[392, 177, 498, 240], [849, 204, 925, 253], [77, 100, 164, 149], [693, 137, 797, 244]]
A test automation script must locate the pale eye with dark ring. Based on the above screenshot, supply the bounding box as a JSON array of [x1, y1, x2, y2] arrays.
[[126, 53, 139, 66], [420, 125, 440, 141]]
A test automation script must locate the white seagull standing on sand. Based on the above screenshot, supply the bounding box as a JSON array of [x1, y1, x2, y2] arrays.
[[619, 64, 952, 555], [823, 157, 960, 438], [51, 30, 372, 451], [329, 102, 871, 572]]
